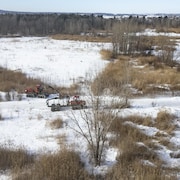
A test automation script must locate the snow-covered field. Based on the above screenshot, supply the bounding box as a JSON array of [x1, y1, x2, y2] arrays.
[[0, 37, 180, 179], [0, 37, 109, 86]]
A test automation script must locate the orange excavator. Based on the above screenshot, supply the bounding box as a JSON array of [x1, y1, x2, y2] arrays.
[[24, 84, 58, 98]]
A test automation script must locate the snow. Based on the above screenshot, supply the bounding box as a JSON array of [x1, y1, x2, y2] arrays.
[[0, 36, 180, 178], [137, 28, 180, 37], [0, 37, 109, 86]]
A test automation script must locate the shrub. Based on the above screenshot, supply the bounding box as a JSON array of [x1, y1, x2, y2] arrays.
[[0, 147, 34, 171], [48, 118, 64, 129], [110, 116, 151, 141], [131, 66, 180, 94], [100, 49, 114, 60], [14, 149, 92, 180], [91, 60, 132, 96], [0, 67, 43, 93], [105, 161, 167, 180], [155, 110, 176, 133]]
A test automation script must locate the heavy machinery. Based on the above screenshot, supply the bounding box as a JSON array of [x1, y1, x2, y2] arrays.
[[25, 84, 58, 98], [46, 95, 86, 111]]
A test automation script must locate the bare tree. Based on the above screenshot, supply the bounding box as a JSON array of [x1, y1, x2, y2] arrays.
[[112, 19, 144, 56], [69, 93, 119, 166], [157, 36, 176, 67], [68, 70, 129, 166]]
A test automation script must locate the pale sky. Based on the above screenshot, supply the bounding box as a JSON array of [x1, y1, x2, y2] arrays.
[[0, 0, 180, 14]]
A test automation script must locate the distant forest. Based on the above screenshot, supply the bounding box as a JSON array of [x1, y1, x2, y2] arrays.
[[0, 13, 180, 36]]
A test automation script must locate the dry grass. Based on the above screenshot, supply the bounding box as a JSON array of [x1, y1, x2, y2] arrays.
[[109, 116, 153, 148], [137, 55, 159, 66], [100, 49, 114, 60], [91, 60, 132, 95], [93, 33, 179, 96], [14, 149, 92, 180], [51, 33, 111, 43], [56, 133, 67, 147], [105, 161, 172, 180], [59, 83, 82, 96], [131, 65, 180, 93], [107, 114, 179, 179], [0, 66, 80, 96], [0, 145, 93, 179], [91, 54, 180, 96], [48, 118, 64, 129], [155, 110, 176, 134], [124, 115, 154, 126], [158, 27, 180, 34], [0, 147, 34, 171], [0, 67, 43, 93]]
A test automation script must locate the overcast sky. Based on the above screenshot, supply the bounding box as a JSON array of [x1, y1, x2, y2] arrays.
[[0, 0, 179, 14]]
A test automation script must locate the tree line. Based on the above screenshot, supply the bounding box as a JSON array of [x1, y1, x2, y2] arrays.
[[0, 13, 114, 36], [0, 13, 180, 36]]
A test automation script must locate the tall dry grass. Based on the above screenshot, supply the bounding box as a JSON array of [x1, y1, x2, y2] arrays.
[[109, 116, 153, 148], [0, 67, 43, 93], [131, 66, 180, 93], [105, 161, 169, 180], [0, 147, 34, 171], [51, 33, 111, 43], [100, 49, 114, 60], [155, 110, 176, 134], [48, 117, 64, 129], [93, 57, 180, 96], [91, 60, 131, 95], [107, 114, 178, 179], [14, 149, 92, 180], [0, 66, 80, 95]]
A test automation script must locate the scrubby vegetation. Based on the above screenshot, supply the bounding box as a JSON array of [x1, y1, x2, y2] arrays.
[[0, 110, 178, 179], [0, 147, 92, 180], [14, 149, 91, 180], [107, 113, 179, 179], [0, 67, 44, 93], [0, 12, 180, 179], [48, 117, 64, 129], [0, 66, 80, 97], [0, 147, 34, 171], [92, 53, 180, 96]]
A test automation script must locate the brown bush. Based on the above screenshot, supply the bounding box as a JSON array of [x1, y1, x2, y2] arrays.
[[100, 49, 114, 60], [0, 67, 43, 93], [155, 111, 176, 133], [0, 147, 34, 171], [107, 114, 179, 180], [91, 60, 132, 96], [109, 116, 152, 148], [51, 33, 111, 43], [48, 118, 64, 129], [125, 115, 153, 126], [138, 55, 159, 66], [0, 66, 80, 96], [105, 161, 168, 180], [59, 83, 81, 96], [131, 66, 180, 93], [91, 53, 180, 96], [14, 149, 92, 180]]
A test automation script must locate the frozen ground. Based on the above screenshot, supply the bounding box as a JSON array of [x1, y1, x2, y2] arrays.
[[0, 37, 109, 86], [0, 36, 180, 179]]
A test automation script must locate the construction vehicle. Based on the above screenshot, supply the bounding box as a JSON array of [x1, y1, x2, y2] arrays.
[[46, 95, 86, 111], [25, 84, 59, 98]]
